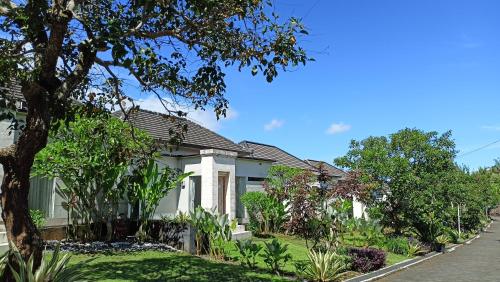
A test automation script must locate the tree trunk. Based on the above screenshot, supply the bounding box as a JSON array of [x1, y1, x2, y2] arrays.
[[1, 166, 43, 281], [0, 84, 51, 281]]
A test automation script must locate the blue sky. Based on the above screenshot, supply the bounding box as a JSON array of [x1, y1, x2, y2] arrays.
[[138, 0, 500, 170]]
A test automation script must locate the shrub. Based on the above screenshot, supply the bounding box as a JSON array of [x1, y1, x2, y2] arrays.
[[348, 247, 386, 273], [30, 209, 47, 229], [445, 228, 461, 244], [303, 250, 348, 282], [260, 239, 292, 275], [383, 236, 409, 255], [189, 206, 236, 258], [158, 214, 189, 248], [240, 191, 286, 234], [358, 219, 384, 247], [235, 239, 262, 268]]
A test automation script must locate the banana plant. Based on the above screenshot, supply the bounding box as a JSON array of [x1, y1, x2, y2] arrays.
[[128, 159, 192, 239]]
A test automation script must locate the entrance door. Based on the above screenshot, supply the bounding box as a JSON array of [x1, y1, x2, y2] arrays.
[[218, 175, 228, 214]]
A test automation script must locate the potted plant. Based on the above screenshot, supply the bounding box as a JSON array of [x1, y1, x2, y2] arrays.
[[434, 234, 449, 252]]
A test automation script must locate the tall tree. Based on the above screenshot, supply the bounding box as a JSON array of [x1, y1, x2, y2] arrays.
[[335, 128, 457, 235], [33, 114, 154, 241], [0, 0, 310, 277]]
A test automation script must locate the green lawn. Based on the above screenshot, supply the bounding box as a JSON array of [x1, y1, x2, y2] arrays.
[[224, 234, 409, 274], [63, 234, 410, 281], [68, 251, 288, 281]]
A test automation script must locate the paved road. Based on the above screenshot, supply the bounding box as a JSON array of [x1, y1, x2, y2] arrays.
[[380, 217, 500, 282]]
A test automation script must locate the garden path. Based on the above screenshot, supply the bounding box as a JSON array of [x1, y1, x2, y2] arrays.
[[380, 217, 500, 282]]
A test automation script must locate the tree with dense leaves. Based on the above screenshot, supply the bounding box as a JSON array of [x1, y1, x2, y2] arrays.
[[330, 170, 370, 202], [335, 128, 457, 235], [33, 114, 154, 241], [0, 0, 310, 277]]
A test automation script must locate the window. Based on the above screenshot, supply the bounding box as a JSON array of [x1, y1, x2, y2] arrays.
[[247, 177, 266, 182]]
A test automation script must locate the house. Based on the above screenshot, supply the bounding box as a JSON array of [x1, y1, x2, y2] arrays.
[[0, 87, 367, 245], [123, 109, 275, 225]]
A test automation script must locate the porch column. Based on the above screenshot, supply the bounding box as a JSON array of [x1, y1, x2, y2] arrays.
[[200, 149, 237, 219]]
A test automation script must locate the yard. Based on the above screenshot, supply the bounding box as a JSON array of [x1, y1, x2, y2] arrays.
[[65, 234, 409, 281], [68, 251, 287, 282]]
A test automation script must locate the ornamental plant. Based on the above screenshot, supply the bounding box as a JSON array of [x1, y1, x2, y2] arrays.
[[240, 192, 286, 234], [235, 240, 262, 268], [303, 249, 348, 282], [260, 239, 292, 275], [127, 159, 191, 240], [0, 243, 85, 282], [348, 247, 386, 273]]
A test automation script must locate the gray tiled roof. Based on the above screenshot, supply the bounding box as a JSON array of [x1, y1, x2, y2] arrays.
[[305, 159, 346, 177], [0, 83, 23, 101], [239, 141, 314, 170], [124, 109, 249, 153], [0, 83, 27, 111]]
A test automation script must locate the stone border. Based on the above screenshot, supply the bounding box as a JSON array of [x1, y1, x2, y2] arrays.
[[345, 220, 493, 282]]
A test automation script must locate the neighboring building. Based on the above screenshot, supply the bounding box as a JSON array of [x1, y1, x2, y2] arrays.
[[240, 141, 315, 170], [304, 159, 345, 180]]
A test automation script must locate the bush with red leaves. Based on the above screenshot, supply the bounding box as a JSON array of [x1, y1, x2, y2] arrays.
[[348, 247, 386, 272]]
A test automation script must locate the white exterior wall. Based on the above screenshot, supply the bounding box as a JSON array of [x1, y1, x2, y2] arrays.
[[0, 111, 24, 183], [154, 155, 181, 218], [353, 195, 368, 219], [235, 158, 272, 193]]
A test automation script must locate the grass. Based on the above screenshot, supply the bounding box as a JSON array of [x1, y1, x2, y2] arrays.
[[67, 251, 288, 281], [225, 233, 410, 274], [61, 234, 410, 281], [225, 233, 309, 274]]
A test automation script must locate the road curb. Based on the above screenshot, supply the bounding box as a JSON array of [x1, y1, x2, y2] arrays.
[[345, 220, 493, 282], [344, 251, 441, 282]]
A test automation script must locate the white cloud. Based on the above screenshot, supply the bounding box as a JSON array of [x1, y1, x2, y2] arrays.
[[326, 122, 351, 135], [458, 33, 483, 49], [264, 119, 285, 131], [135, 95, 238, 131], [481, 125, 500, 131]]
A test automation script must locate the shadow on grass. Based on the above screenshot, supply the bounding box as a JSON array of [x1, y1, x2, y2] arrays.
[[74, 253, 287, 281]]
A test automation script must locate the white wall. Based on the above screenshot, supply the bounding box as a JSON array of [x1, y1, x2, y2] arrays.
[[353, 195, 368, 219]]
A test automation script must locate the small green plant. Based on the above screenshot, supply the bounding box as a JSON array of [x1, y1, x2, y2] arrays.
[[446, 229, 461, 244], [407, 242, 425, 257], [189, 206, 209, 255], [293, 260, 309, 280], [260, 239, 292, 275], [30, 209, 46, 229], [435, 234, 450, 245], [189, 206, 236, 259], [1, 243, 85, 281], [235, 239, 262, 268], [303, 249, 347, 282], [359, 219, 384, 247]]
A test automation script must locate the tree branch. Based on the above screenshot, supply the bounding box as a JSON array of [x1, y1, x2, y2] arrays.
[[58, 40, 97, 100]]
